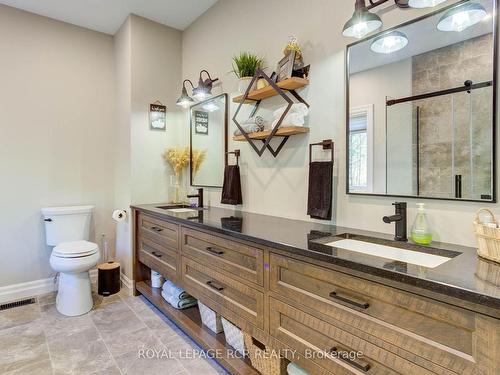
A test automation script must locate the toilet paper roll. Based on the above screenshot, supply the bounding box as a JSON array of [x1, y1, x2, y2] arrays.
[[112, 209, 127, 222]]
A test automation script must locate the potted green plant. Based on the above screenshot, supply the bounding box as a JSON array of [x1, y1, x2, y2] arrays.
[[232, 52, 264, 93]]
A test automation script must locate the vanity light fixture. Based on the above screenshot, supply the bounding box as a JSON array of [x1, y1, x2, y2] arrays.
[[370, 30, 409, 54], [192, 70, 219, 101], [437, 2, 487, 32], [176, 79, 195, 108], [408, 0, 447, 8], [343, 0, 455, 38], [342, 0, 383, 38]]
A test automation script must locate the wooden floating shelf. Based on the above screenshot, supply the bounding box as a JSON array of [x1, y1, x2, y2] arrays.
[[136, 281, 258, 375], [232, 77, 309, 103], [233, 126, 309, 141]]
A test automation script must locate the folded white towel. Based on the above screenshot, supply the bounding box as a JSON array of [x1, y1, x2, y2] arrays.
[[272, 112, 305, 128], [273, 103, 309, 119]]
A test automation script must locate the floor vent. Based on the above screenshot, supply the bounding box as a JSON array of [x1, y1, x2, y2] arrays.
[[0, 298, 36, 311]]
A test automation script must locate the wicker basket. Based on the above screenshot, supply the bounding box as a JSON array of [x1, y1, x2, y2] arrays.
[[243, 333, 288, 375], [221, 317, 245, 355], [473, 208, 500, 264], [198, 301, 223, 334]]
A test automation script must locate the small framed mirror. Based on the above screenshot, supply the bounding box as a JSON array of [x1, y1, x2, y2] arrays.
[[346, 0, 497, 202], [190, 93, 228, 188]]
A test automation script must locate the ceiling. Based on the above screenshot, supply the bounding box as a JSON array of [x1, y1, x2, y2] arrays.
[[0, 0, 219, 34]]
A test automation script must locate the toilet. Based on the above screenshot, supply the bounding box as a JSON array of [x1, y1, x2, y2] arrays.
[[42, 205, 100, 316]]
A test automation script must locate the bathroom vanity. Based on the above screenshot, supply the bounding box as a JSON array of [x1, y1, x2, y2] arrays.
[[131, 204, 500, 375]]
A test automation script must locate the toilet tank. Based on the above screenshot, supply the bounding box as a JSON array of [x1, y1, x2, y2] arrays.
[[41, 205, 94, 246]]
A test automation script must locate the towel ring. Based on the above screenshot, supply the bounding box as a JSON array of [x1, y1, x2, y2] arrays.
[[226, 150, 240, 166], [309, 140, 333, 164]]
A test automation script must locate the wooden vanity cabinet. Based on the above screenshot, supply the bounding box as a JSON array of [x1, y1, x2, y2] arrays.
[[133, 211, 500, 375]]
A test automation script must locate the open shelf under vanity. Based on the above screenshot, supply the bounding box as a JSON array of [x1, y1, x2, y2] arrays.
[[135, 280, 258, 375]]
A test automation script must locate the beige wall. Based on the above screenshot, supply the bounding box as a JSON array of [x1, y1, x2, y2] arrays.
[[182, 0, 498, 246], [0, 5, 116, 286]]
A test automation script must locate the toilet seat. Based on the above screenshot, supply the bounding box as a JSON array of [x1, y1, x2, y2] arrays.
[[52, 240, 98, 258]]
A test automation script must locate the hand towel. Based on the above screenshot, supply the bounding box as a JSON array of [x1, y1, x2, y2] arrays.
[[221, 165, 243, 205], [162, 280, 190, 300], [307, 161, 333, 220]]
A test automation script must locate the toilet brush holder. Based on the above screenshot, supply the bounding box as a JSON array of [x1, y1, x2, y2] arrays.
[[97, 262, 121, 296]]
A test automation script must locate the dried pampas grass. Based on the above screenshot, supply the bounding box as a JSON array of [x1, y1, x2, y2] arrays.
[[191, 149, 207, 176], [163, 146, 190, 176]]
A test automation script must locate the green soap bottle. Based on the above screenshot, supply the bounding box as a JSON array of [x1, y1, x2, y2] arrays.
[[411, 203, 433, 245]]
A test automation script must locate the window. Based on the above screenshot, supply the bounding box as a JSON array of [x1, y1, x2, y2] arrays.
[[349, 105, 373, 192]]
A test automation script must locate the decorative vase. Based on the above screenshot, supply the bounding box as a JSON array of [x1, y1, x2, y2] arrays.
[[238, 77, 254, 93]]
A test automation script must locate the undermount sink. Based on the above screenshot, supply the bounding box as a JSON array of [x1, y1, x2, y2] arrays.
[[325, 233, 460, 269], [156, 204, 199, 213]]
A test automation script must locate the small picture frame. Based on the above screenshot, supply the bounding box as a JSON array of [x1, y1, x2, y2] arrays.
[[194, 110, 209, 135], [149, 102, 166, 131], [276, 50, 296, 82]]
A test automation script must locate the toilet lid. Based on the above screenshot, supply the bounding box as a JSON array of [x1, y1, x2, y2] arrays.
[[53, 240, 99, 258]]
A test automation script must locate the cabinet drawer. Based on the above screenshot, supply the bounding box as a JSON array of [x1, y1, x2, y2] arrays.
[[269, 253, 500, 375], [181, 227, 264, 286], [270, 298, 434, 375], [138, 237, 178, 282], [181, 256, 264, 329], [138, 213, 178, 250]]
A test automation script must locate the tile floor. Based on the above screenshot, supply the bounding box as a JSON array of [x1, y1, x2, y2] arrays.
[[0, 286, 229, 375]]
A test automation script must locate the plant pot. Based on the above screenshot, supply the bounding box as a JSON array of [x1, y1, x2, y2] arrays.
[[238, 77, 254, 94]]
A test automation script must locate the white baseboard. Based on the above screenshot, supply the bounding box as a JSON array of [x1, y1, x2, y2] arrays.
[[0, 269, 99, 304], [0, 276, 56, 304], [120, 272, 133, 289]]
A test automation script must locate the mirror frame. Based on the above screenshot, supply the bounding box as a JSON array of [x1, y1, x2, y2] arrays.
[[345, 0, 498, 203], [189, 93, 228, 188]]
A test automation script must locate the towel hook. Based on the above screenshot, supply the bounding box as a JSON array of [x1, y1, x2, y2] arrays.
[[309, 140, 333, 164], [226, 149, 240, 166]]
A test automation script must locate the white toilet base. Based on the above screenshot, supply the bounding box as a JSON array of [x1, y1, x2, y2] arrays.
[[56, 271, 93, 316]]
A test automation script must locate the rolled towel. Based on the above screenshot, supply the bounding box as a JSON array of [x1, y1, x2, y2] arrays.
[[272, 112, 305, 128], [273, 103, 309, 119], [233, 123, 264, 136], [162, 280, 190, 300], [241, 115, 265, 127]]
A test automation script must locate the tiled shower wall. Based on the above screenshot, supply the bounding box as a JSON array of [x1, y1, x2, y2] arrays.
[[411, 33, 493, 199]]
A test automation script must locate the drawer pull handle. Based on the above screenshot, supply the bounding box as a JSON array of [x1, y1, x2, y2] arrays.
[[330, 346, 371, 372], [329, 291, 369, 310], [151, 251, 163, 258], [151, 226, 163, 232], [206, 280, 224, 291], [206, 247, 224, 256]]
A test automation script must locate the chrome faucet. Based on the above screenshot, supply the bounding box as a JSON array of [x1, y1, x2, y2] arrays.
[[187, 188, 204, 208], [383, 202, 407, 242]]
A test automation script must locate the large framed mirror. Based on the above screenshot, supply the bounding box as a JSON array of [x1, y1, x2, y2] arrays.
[[346, 0, 497, 202], [190, 93, 228, 188]]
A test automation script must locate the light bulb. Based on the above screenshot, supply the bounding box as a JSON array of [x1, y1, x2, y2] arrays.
[[352, 22, 369, 38], [370, 31, 408, 54]]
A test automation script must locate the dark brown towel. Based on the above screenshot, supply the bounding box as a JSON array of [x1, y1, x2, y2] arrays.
[[221, 165, 243, 205], [307, 161, 333, 220]]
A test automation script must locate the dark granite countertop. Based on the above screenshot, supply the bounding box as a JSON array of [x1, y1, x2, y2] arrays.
[[132, 203, 500, 317]]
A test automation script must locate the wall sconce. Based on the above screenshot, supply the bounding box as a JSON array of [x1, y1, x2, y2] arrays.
[[192, 70, 219, 101], [370, 30, 409, 54], [176, 79, 195, 108], [342, 0, 449, 39], [437, 2, 487, 32]]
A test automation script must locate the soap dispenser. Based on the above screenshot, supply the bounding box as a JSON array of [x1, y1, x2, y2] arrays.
[[411, 203, 433, 245]]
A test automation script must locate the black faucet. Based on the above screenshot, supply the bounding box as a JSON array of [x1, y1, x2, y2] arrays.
[[187, 188, 204, 208], [383, 202, 407, 242]]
